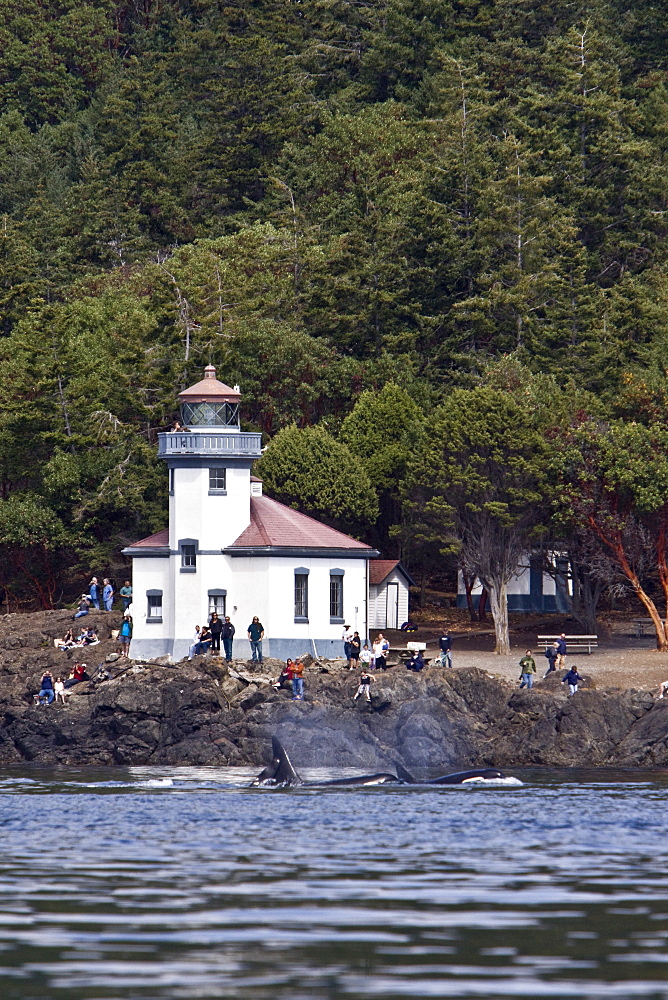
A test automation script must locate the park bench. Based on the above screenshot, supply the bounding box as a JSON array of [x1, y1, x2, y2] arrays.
[[631, 619, 665, 637], [387, 641, 427, 664], [537, 634, 598, 654]]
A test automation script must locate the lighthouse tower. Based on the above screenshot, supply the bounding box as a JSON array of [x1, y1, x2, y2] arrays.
[[157, 366, 262, 653]]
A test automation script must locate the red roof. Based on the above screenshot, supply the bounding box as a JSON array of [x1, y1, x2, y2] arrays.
[[132, 529, 169, 548], [178, 366, 240, 403], [369, 560, 400, 585], [229, 496, 374, 551]]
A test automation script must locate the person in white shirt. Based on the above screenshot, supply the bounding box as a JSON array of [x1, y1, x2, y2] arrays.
[[188, 626, 202, 659], [360, 644, 372, 666], [342, 625, 354, 663], [372, 633, 389, 671]]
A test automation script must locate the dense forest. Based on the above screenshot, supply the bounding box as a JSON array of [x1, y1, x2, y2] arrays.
[[2, 0, 668, 649]]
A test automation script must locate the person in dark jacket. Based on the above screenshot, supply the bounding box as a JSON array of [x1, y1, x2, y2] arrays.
[[439, 630, 453, 668], [562, 666, 582, 696], [208, 612, 223, 653], [543, 642, 559, 677], [406, 650, 425, 672], [221, 617, 235, 661], [556, 634, 567, 668]]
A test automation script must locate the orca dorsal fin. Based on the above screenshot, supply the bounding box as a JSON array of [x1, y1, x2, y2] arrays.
[[271, 737, 303, 786], [394, 761, 418, 784]]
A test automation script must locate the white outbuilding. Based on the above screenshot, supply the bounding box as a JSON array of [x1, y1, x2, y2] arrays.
[[123, 366, 382, 661], [368, 560, 413, 630]]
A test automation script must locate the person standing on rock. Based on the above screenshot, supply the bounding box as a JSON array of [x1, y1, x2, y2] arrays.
[[248, 617, 264, 662], [543, 642, 559, 677], [119, 580, 133, 612], [103, 578, 114, 611], [342, 624, 354, 666], [119, 616, 132, 657], [562, 665, 582, 696], [354, 668, 374, 703], [439, 629, 453, 668], [556, 634, 567, 669], [208, 612, 223, 654], [222, 616, 235, 661], [88, 577, 100, 610], [292, 658, 304, 700], [350, 631, 361, 668], [518, 650, 536, 689], [372, 633, 389, 671]]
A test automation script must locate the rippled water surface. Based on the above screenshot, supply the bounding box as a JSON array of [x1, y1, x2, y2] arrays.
[[1, 765, 668, 998]]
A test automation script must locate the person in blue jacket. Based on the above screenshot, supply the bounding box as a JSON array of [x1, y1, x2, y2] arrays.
[[562, 666, 582, 696]]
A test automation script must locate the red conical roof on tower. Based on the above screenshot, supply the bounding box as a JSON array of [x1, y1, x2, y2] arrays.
[[178, 365, 241, 404]]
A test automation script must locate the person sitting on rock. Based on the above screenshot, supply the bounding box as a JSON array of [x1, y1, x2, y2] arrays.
[[197, 625, 212, 655], [54, 677, 68, 704], [73, 595, 90, 620], [274, 660, 291, 690], [188, 626, 202, 659], [81, 628, 99, 646], [406, 650, 425, 672], [38, 670, 55, 705]]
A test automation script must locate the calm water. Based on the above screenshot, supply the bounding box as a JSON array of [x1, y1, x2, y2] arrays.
[[1, 766, 668, 999]]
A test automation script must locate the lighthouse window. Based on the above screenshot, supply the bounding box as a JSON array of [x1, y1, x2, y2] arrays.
[[294, 573, 309, 622], [180, 542, 197, 572], [208, 468, 227, 492], [330, 574, 344, 621]]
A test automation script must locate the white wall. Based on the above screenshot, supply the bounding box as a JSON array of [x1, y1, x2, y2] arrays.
[[170, 463, 251, 551]]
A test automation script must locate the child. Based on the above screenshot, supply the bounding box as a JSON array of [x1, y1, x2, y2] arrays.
[[54, 677, 68, 704], [562, 666, 582, 696], [354, 669, 374, 703], [360, 644, 372, 667], [518, 649, 536, 689]]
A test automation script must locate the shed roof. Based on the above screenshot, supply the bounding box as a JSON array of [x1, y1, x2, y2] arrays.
[[369, 559, 415, 586]]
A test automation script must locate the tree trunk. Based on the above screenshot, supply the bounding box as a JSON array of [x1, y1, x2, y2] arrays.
[[590, 520, 668, 651], [462, 569, 477, 622], [487, 580, 510, 654], [478, 587, 488, 621]]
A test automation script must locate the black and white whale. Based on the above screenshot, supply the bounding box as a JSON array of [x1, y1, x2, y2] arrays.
[[252, 738, 516, 787], [394, 761, 510, 784], [251, 737, 400, 787]]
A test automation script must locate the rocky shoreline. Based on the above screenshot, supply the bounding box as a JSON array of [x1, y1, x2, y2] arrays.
[[0, 610, 666, 769]]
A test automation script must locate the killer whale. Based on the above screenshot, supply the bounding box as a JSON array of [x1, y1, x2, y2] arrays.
[[394, 761, 508, 784], [251, 737, 400, 787]]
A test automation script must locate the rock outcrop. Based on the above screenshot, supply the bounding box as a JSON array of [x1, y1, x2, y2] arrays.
[[0, 609, 665, 768]]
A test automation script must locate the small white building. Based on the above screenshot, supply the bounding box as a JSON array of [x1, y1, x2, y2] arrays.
[[368, 560, 413, 629], [456, 554, 570, 614], [123, 366, 382, 661]]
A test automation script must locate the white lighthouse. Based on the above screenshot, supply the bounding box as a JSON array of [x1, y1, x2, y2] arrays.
[[124, 366, 381, 661]]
